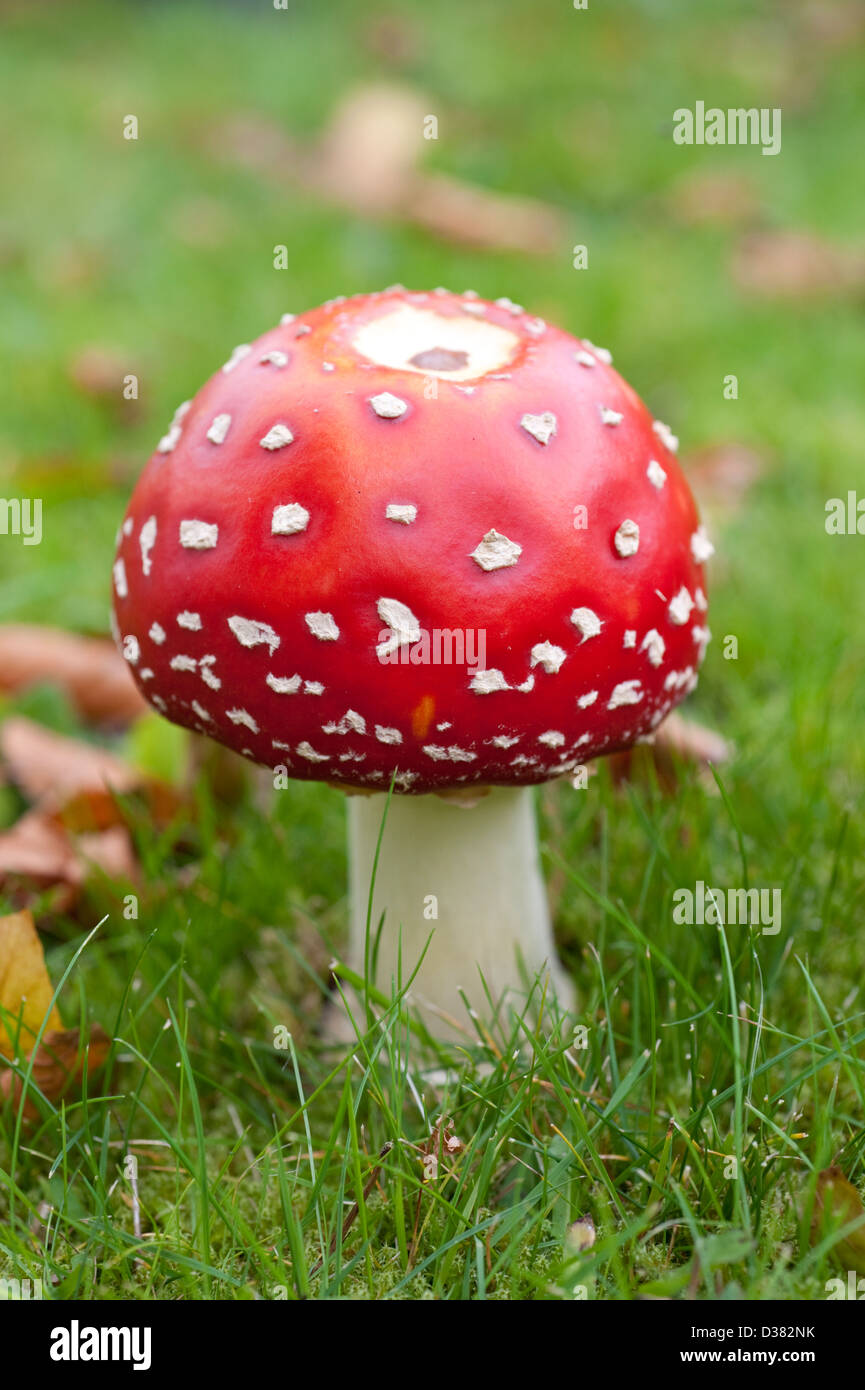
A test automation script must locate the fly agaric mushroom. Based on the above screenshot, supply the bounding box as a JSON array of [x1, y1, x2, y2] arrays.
[[111, 288, 711, 1037]]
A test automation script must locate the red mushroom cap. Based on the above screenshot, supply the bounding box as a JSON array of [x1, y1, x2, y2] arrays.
[[111, 288, 712, 793]]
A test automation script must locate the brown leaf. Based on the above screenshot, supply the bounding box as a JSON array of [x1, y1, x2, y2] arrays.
[[684, 442, 767, 525], [408, 172, 564, 255], [67, 346, 139, 420], [0, 910, 63, 1059], [314, 83, 428, 215], [0, 811, 137, 917], [0, 625, 148, 725], [213, 86, 565, 256], [668, 170, 760, 228], [606, 713, 730, 794], [0, 811, 83, 913], [0, 1024, 110, 1121], [731, 230, 865, 300], [812, 1166, 865, 1275], [0, 716, 140, 809]]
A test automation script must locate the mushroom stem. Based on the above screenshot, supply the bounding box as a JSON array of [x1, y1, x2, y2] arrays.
[[344, 785, 574, 1038]]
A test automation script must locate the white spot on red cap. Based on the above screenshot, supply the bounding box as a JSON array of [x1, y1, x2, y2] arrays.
[[570, 607, 603, 642], [614, 519, 640, 557], [668, 587, 694, 625], [574, 350, 596, 368], [608, 680, 643, 710], [530, 642, 566, 674], [272, 503, 309, 535], [260, 350, 289, 367], [623, 630, 636, 649], [647, 459, 667, 489], [515, 674, 535, 693], [260, 423, 295, 451], [600, 406, 623, 427], [495, 297, 524, 315], [385, 503, 417, 524], [577, 690, 598, 708], [652, 419, 679, 453], [149, 622, 166, 645], [266, 673, 301, 694], [157, 425, 182, 454], [538, 731, 565, 748], [584, 339, 612, 364], [227, 707, 258, 732], [206, 413, 232, 445], [490, 734, 520, 748], [191, 701, 212, 722], [177, 611, 202, 631], [305, 611, 340, 642], [180, 520, 218, 550], [695, 587, 708, 612], [170, 655, 197, 672], [376, 597, 421, 658], [375, 726, 403, 745], [520, 411, 557, 445], [200, 656, 221, 690], [690, 526, 715, 563], [640, 629, 665, 667], [297, 742, 329, 762], [228, 615, 281, 653], [113, 558, 128, 599], [323, 710, 366, 735], [222, 344, 251, 373], [304, 681, 324, 695], [470, 529, 522, 571], [470, 668, 509, 693], [369, 392, 408, 419], [423, 745, 476, 762], [140, 516, 157, 576]]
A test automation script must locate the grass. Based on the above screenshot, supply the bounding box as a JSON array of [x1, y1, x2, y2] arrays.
[[1, 0, 864, 1299]]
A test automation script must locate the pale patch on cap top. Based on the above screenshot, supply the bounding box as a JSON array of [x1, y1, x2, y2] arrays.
[[305, 611, 340, 642], [470, 529, 522, 572]]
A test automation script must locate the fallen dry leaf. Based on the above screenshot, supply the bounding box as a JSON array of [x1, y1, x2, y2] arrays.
[[1, 715, 139, 807], [0, 910, 110, 1120], [0, 715, 181, 831], [731, 230, 865, 300], [0, 910, 62, 1058], [0, 809, 138, 912], [812, 1166, 865, 1275], [213, 84, 565, 256], [315, 83, 428, 215], [0, 1025, 111, 1121], [684, 442, 767, 526], [668, 170, 760, 228], [606, 712, 730, 794], [0, 811, 83, 914], [409, 173, 563, 255], [0, 624, 148, 725], [67, 346, 139, 420]]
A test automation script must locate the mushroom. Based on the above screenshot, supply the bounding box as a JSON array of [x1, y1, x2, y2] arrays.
[[111, 288, 711, 1038]]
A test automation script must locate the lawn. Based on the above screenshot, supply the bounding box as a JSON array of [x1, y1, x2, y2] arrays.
[[1, 0, 864, 1300]]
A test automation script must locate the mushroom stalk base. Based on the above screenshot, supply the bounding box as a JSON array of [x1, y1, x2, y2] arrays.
[[340, 785, 574, 1040]]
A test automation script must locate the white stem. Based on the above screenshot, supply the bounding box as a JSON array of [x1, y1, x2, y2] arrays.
[[344, 786, 574, 1037]]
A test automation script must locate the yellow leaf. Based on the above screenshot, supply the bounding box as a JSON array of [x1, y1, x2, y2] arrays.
[[0, 910, 63, 1059], [813, 1167, 865, 1276]]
